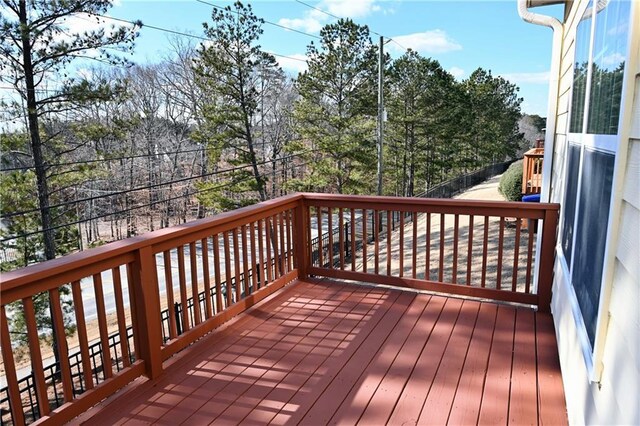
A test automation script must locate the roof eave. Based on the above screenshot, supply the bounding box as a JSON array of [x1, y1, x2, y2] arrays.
[[527, 0, 565, 7]]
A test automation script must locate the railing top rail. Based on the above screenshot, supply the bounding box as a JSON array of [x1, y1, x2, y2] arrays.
[[524, 147, 545, 157], [301, 193, 560, 212], [0, 192, 559, 294], [0, 193, 303, 292]]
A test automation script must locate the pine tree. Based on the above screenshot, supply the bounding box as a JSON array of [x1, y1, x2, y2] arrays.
[[464, 69, 523, 165], [0, 0, 140, 261], [194, 0, 278, 209], [290, 19, 379, 194], [386, 51, 464, 194], [0, 0, 139, 366]]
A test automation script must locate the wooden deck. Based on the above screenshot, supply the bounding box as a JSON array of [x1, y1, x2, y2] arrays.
[[78, 279, 566, 425]]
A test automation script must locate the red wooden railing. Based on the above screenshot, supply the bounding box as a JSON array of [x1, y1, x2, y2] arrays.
[[522, 147, 545, 195], [0, 193, 558, 425], [302, 194, 558, 309]]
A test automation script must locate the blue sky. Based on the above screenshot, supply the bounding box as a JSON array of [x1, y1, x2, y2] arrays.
[[105, 0, 564, 115]]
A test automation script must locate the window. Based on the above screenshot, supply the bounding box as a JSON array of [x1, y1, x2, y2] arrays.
[[562, 0, 630, 351], [561, 144, 580, 264], [571, 148, 615, 347], [587, 0, 629, 134], [568, 4, 592, 133]]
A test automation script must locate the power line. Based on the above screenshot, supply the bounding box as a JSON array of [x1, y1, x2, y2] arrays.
[[0, 161, 310, 243], [293, 0, 409, 51], [94, 14, 307, 63], [195, 0, 321, 41], [0, 85, 58, 93], [1, 147, 207, 172], [1, 151, 313, 219], [294, 0, 340, 20], [390, 38, 408, 52], [1, 176, 252, 242]]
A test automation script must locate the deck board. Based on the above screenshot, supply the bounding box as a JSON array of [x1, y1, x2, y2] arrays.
[[417, 300, 481, 425], [478, 306, 516, 425], [332, 295, 437, 425], [79, 279, 567, 426], [322, 294, 428, 424], [387, 297, 464, 425], [509, 309, 539, 425], [214, 283, 383, 424], [447, 303, 498, 425], [285, 292, 413, 425]]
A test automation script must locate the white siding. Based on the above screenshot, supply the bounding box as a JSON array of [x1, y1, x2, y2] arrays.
[[548, 1, 640, 424], [632, 71, 640, 139]]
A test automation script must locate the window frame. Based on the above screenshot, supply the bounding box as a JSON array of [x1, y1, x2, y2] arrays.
[[559, 0, 634, 382]]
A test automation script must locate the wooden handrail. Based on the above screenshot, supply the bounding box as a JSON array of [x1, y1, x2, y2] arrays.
[[302, 192, 555, 211], [522, 148, 545, 195], [0, 193, 304, 425], [0, 193, 303, 295], [0, 193, 559, 425], [303, 194, 559, 312]]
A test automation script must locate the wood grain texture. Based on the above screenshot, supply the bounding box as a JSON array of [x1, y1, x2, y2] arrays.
[[75, 279, 566, 426], [24, 296, 50, 416], [0, 306, 25, 425], [72, 280, 94, 390]]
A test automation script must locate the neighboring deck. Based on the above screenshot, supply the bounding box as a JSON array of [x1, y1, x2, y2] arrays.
[[79, 279, 567, 425]]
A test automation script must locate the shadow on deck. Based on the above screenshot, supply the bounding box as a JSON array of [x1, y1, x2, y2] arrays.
[[77, 279, 567, 425]]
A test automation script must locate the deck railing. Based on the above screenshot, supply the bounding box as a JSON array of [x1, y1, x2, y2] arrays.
[[303, 194, 558, 308], [0, 193, 558, 425], [522, 147, 545, 195]]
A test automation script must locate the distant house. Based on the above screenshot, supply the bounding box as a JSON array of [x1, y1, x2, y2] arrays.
[[519, 0, 639, 424]]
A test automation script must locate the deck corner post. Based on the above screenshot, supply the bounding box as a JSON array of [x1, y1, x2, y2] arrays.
[[537, 207, 559, 313], [294, 198, 309, 279], [131, 245, 164, 379]]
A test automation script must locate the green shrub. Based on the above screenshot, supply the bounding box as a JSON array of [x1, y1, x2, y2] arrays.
[[499, 160, 523, 201]]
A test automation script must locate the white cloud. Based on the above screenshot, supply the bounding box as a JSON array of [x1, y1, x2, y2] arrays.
[[278, 0, 390, 34], [449, 66, 465, 79], [323, 0, 379, 18], [278, 17, 325, 34], [500, 71, 549, 84], [52, 13, 137, 63], [390, 30, 462, 54], [275, 53, 308, 74], [607, 21, 627, 36], [62, 13, 137, 41], [601, 52, 624, 67], [62, 13, 106, 37]]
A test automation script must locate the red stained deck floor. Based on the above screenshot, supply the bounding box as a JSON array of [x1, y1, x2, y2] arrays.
[[79, 279, 567, 425]]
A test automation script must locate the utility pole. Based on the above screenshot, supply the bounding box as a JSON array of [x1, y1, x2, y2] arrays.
[[377, 36, 384, 196]]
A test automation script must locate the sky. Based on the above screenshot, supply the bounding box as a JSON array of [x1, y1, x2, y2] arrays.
[[33, 0, 566, 116]]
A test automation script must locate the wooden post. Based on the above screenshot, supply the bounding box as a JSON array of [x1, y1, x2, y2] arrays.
[[0, 306, 25, 425], [130, 246, 164, 378], [294, 199, 309, 279], [522, 154, 529, 195], [537, 208, 559, 313]]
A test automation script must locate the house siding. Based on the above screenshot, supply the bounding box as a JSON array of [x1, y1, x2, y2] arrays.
[[549, 1, 640, 424]]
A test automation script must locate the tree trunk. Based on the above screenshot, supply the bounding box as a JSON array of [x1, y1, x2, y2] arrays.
[[402, 123, 408, 197], [408, 124, 415, 197], [18, 0, 54, 260], [18, 0, 63, 372]]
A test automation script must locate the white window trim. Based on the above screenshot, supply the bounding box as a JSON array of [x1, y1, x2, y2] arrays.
[[557, 0, 637, 383], [578, 134, 618, 153], [591, 0, 640, 383], [555, 246, 595, 374]]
